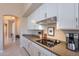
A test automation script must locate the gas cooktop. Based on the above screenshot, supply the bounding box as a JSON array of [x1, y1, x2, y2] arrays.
[[36, 39, 61, 48]]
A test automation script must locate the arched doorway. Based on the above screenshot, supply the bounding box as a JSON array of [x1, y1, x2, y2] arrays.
[[3, 15, 20, 49]]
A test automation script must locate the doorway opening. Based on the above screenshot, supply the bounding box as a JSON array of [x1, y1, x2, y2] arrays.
[[3, 15, 20, 49]]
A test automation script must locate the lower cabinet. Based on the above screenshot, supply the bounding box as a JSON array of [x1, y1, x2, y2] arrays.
[[30, 42, 39, 56], [22, 37, 57, 56], [37, 44, 57, 56], [20, 36, 26, 48], [39, 49, 57, 56]]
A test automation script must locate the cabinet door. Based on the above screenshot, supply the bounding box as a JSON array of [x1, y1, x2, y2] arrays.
[[40, 48, 56, 56], [20, 36, 24, 47], [24, 38, 29, 49], [29, 42, 33, 55], [74, 3, 79, 29], [36, 4, 47, 21], [31, 42, 39, 56], [27, 41, 39, 56], [20, 36, 26, 47], [37, 45, 56, 56], [57, 3, 75, 29], [39, 52, 48, 56], [47, 3, 58, 18], [27, 40, 32, 55], [27, 4, 47, 30]]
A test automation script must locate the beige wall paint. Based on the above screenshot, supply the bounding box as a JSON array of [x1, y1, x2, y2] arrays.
[[0, 3, 24, 17], [0, 3, 24, 52]]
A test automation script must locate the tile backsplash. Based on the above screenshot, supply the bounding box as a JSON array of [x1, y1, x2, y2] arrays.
[[43, 27, 66, 42], [28, 25, 79, 42], [40, 25, 66, 42]]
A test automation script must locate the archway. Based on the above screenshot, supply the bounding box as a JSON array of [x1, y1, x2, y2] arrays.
[[3, 15, 20, 49]]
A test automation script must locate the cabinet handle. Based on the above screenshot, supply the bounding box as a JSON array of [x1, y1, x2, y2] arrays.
[[76, 18, 77, 22], [38, 52, 41, 56], [76, 18, 79, 28]]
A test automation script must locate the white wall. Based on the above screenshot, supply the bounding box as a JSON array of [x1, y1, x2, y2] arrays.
[[0, 3, 24, 52], [20, 17, 29, 35]]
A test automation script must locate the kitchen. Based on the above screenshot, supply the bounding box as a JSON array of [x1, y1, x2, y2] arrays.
[[20, 3, 79, 56], [0, 3, 78, 56]]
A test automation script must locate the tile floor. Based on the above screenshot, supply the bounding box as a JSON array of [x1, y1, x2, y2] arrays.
[[0, 39, 29, 56]]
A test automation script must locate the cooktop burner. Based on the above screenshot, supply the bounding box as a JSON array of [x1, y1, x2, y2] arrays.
[[36, 39, 61, 47]]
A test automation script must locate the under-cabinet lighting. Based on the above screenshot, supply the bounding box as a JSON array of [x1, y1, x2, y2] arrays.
[[38, 25, 43, 30], [32, 20, 36, 24]]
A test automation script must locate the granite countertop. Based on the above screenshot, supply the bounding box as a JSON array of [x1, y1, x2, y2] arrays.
[[22, 34, 79, 56]]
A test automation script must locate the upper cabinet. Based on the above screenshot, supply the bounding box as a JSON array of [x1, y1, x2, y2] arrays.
[[46, 4, 58, 18], [36, 3, 58, 21], [57, 3, 79, 30], [25, 3, 79, 30], [75, 3, 79, 29], [27, 4, 47, 30]]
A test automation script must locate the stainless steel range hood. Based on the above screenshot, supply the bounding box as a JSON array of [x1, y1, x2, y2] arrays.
[[36, 16, 57, 25]]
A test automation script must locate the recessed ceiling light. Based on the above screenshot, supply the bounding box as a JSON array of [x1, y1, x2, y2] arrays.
[[11, 16, 15, 19]]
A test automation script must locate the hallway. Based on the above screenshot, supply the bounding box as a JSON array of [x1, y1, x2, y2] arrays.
[[0, 39, 29, 56]]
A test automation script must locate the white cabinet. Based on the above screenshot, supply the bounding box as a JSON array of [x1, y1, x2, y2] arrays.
[[47, 3, 58, 18], [36, 4, 47, 21], [57, 3, 79, 30], [27, 40, 32, 55], [27, 3, 79, 30], [38, 46, 56, 56], [57, 3, 75, 29], [39, 49, 52, 56], [20, 36, 26, 47], [23, 38, 39, 56], [74, 3, 79, 29], [37, 3, 58, 20], [21, 36, 57, 56], [34, 42, 57, 56], [27, 40, 39, 56], [24, 38, 29, 49], [27, 3, 58, 30], [30, 42, 39, 56], [27, 4, 47, 30]]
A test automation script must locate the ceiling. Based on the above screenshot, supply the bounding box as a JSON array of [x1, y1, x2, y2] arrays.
[[0, 3, 25, 16], [23, 3, 43, 17], [0, 3, 42, 17], [0, 3, 24, 8]]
